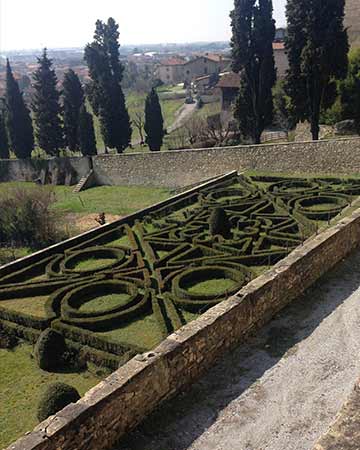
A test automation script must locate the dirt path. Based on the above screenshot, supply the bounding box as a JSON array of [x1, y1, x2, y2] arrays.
[[116, 250, 360, 450], [167, 102, 198, 134], [65, 213, 122, 234]]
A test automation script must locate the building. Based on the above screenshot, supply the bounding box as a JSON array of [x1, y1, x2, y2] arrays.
[[157, 54, 230, 85]]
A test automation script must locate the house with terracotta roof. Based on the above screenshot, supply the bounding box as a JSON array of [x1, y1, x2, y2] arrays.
[[157, 54, 229, 85]]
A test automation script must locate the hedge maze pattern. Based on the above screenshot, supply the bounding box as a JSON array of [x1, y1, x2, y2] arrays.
[[0, 173, 359, 369]]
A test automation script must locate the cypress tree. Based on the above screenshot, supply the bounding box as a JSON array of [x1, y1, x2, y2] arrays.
[[230, 0, 276, 144], [144, 88, 165, 151], [84, 18, 132, 153], [62, 69, 84, 152], [32, 49, 64, 157], [285, 0, 349, 140], [78, 105, 97, 156], [0, 104, 9, 159], [5, 60, 34, 159]]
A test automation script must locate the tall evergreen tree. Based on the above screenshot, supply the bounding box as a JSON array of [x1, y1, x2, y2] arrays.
[[230, 0, 276, 144], [78, 105, 97, 156], [0, 101, 9, 159], [285, 0, 349, 140], [32, 49, 64, 156], [62, 69, 84, 152], [84, 18, 132, 153], [5, 60, 34, 159], [144, 88, 164, 151]]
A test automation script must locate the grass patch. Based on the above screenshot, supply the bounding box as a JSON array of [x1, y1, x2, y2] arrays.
[[97, 313, 164, 350], [74, 258, 117, 272], [187, 278, 237, 296], [79, 294, 131, 313], [53, 185, 171, 216], [0, 183, 172, 217], [0, 296, 49, 318], [0, 344, 99, 449]]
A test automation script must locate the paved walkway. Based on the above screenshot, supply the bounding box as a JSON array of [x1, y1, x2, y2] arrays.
[[115, 250, 360, 450]]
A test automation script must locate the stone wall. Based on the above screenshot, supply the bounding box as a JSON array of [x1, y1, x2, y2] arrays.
[[93, 138, 360, 187], [2, 138, 360, 188], [6, 203, 360, 450], [0, 157, 91, 185]]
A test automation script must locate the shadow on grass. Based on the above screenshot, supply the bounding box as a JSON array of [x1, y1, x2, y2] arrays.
[[113, 248, 360, 450]]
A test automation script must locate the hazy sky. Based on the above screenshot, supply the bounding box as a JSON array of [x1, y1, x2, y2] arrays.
[[0, 0, 287, 51]]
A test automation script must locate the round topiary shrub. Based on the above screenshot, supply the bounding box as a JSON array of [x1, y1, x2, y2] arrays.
[[209, 207, 232, 239], [37, 382, 81, 422], [34, 328, 67, 371]]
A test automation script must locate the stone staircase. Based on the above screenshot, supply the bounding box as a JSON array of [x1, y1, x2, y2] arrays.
[[72, 170, 94, 193]]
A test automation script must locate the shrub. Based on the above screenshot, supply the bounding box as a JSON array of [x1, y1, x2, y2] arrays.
[[0, 328, 18, 349], [209, 207, 232, 239], [34, 328, 67, 371], [0, 186, 66, 249], [37, 382, 80, 422]]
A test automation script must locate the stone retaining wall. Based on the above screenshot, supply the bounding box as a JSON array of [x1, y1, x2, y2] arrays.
[[6, 202, 360, 450], [92, 137, 360, 187], [1, 138, 360, 188]]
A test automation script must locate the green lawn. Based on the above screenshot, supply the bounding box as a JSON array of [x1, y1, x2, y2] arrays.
[[79, 294, 131, 313], [74, 258, 118, 272], [0, 344, 100, 449], [53, 185, 171, 216], [0, 182, 171, 217], [187, 278, 237, 296]]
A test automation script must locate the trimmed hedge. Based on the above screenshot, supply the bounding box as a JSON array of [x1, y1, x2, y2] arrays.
[[34, 328, 67, 371], [37, 383, 80, 422], [0, 172, 357, 369]]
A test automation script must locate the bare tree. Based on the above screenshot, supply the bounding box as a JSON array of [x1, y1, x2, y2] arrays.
[[133, 111, 145, 145]]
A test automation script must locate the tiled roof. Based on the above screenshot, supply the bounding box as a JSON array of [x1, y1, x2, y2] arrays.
[[161, 58, 186, 66], [216, 72, 241, 88], [273, 42, 285, 50]]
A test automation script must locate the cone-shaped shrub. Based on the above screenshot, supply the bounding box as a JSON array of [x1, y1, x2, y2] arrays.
[[34, 328, 67, 371], [209, 207, 232, 239]]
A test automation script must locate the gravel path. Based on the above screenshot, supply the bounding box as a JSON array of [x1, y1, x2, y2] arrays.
[[167, 102, 198, 133], [116, 249, 360, 450]]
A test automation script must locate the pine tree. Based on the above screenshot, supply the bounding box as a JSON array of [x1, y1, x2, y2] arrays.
[[0, 101, 9, 159], [84, 18, 132, 153], [78, 105, 97, 156], [230, 0, 276, 144], [5, 60, 34, 159], [32, 49, 64, 156], [144, 88, 164, 151], [285, 0, 349, 140], [62, 69, 84, 152]]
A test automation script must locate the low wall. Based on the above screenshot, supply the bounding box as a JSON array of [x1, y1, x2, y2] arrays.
[[6, 204, 360, 450], [1, 138, 360, 188]]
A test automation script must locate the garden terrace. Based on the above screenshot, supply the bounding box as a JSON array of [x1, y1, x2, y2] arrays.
[[1, 172, 359, 374]]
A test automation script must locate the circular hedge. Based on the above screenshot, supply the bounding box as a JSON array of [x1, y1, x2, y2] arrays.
[[171, 265, 249, 312], [293, 195, 348, 220], [60, 280, 151, 330], [60, 247, 126, 275], [37, 382, 80, 422], [34, 328, 67, 371]]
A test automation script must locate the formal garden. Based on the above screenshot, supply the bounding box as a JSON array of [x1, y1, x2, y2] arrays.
[[1, 172, 360, 447]]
